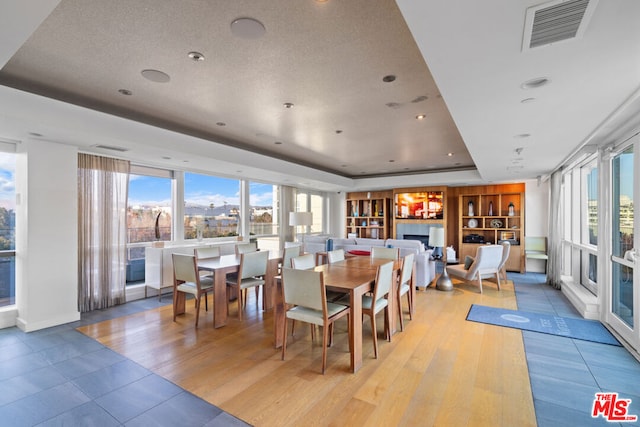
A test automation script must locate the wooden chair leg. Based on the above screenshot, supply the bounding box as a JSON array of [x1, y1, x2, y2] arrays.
[[237, 288, 243, 320], [281, 315, 288, 361], [195, 295, 201, 327], [384, 307, 391, 342], [496, 273, 501, 290], [477, 277, 483, 294], [370, 314, 378, 359], [397, 289, 405, 332], [321, 321, 329, 374], [204, 292, 208, 311]]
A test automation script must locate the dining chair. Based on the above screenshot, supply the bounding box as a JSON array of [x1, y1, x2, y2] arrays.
[[446, 244, 503, 293], [193, 246, 221, 311], [273, 245, 302, 298], [362, 260, 394, 358], [371, 246, 399, 260], [397, 252, 415, 331], [281, 268, 350, 374], [327, 249, 345, 264], [236, 242, 258, 255], [172, 253, 214, 327], [226, 250, 269, 320], [291, 253, 316, 270]]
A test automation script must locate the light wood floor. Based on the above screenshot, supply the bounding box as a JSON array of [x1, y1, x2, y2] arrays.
[[78, 279, 536, 427]]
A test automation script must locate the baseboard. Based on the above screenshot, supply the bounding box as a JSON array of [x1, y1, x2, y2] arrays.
[[0, 306, 17, 329], [561, 276, 599, 320], [16, 311, 81, 332]]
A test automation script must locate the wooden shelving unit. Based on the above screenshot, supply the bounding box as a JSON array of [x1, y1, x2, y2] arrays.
[[458, 192, 524, 272], [346, 197, 390, 240]]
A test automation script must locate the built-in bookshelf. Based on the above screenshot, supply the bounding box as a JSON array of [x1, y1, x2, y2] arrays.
[[345, 197, 390, 239], [458, 192, 524, 272]]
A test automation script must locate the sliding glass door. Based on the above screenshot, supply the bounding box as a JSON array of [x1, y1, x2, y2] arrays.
[[608, 142, 638, 348]]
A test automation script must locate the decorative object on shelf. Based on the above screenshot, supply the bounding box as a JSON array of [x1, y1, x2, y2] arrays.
[[508, 202, 515, 216], [468, 200, 474, 216], [490, 219, 503, 228], [290, 211, 313, 242], [155, 212, 162, 240], [488, 201, 493, 216], [430, 226, 452, 291], [468, 218, 478, 228]]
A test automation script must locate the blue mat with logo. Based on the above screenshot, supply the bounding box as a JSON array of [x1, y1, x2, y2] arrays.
[[466, 304, 621, 346]]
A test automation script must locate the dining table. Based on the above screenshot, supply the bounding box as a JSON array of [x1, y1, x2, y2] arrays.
[[274, 256, 401, 373], [195, 251, 282, 328]]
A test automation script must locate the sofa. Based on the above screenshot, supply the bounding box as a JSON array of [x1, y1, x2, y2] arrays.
[[300, 235, 436, 289]]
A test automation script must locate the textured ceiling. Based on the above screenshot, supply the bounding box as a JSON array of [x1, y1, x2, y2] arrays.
[[0, 0, 474, 178]]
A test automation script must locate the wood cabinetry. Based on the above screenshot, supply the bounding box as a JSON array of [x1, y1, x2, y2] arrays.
[[458, 192, 524, 272], [346, 198, 390, 239]]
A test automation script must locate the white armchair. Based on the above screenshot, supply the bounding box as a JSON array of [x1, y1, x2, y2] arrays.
[[446, 244, 504, 293]]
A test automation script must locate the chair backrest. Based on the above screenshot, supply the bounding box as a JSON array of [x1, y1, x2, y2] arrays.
[[238, 250, 269, 279], [236, 242, 258, 255], [498, 241, 511, 270], [371, 246, 399, 260], [282, 245, 302, 269], [400, 252, 415, 286], [327, 249, 345, 264], [372, 261, 394, 302], [195, 246, 220, 261], [291, 253, 316, 270], [467, 245, 503, 278], [282, 268, 325, 312], [172, 253, 198, 284], [525, 236, 547, 253]]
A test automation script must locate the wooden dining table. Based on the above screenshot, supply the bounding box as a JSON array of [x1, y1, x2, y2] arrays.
[[195, 252, 282, 328], [274, 256, 401, 373]]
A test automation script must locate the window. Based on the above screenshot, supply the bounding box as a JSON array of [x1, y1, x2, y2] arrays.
[[295, 190, 325, 234], [249, 182, 279, 237], [0, 152, 15, 307], [184, 173, 240, 239], [126, 166, 173, 283]]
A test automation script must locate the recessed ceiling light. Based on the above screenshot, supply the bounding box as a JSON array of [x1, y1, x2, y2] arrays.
[[183, 160, 189, 163], [521, 97, 536, 104], [388, 160, 395, 163], [216, 122, 226, 126], [283, 102, 294, 109], [141, 69, 170, 83], [382, 75, 396, 83], [514, 147, 524, 155], [118, 89, 132, 96], [416, 114, 426, 120], [188, 51, 205, 61], [341, 164, 348, 167], [162, 156, 171, 160], [230, 17, 266, 39], [274, 141, 283, 145], [455, 162, 461, 166], [521, 77, 550, 89], [514, 133, 531, 138], [335, 130, 343, 134], [28, 132, 42, 137], [411, 95, 428, 103], [447, 152, 453, 157]]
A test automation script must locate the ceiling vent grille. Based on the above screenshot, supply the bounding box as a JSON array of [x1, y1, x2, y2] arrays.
[[92, 144, 129, 152], [522, 0, 597, 51]]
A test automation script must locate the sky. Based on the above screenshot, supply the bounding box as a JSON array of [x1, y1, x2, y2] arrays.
[[128, 172, 275, 208], [0, 153, 15, 210]]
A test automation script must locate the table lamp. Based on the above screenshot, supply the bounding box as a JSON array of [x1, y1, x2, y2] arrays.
[[429, 226, 453, 291], [289, 211, 312, 242]]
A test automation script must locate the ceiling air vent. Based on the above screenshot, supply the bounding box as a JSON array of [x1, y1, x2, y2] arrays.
[[522, 0, 598, 51], [92, 144, 129, 152]]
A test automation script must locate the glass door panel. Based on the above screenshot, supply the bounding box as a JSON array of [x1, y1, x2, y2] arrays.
[[610, 145, 637, 343]]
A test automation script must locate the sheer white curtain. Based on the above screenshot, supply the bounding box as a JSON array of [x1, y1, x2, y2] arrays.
[[78, 153, 130, 312], [547, 170, 563, 289]]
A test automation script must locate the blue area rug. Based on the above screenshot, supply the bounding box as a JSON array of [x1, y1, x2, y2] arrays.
[[466, 304, 621, 346]]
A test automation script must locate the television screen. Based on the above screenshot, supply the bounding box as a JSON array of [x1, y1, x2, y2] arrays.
[[395, 192, 443, 219]]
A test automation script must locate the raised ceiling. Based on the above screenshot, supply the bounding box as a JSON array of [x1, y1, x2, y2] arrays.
[[1, 0, 640, 191]]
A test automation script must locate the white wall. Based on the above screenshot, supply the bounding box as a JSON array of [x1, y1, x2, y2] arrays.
[[524, 178, 550, 273], [14, 139, 79, 331]]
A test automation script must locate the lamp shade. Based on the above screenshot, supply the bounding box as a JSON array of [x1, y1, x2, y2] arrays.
[[429, 226, 445, 248], [289, 211, 312, 226]]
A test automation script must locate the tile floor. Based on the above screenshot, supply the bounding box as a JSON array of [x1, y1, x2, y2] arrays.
[[0, 274, 639, 426]]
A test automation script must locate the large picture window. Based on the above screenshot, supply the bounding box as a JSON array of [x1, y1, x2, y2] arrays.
[[0, 152, 15, 307], [184, 173, 240, 239]]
